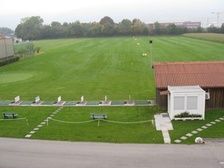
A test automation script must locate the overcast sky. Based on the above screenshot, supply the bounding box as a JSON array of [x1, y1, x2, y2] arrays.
[[1, 0, 224, 29]]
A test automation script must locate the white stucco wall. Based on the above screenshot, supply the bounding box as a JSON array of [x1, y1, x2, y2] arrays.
[[168, 86, 205, 120]]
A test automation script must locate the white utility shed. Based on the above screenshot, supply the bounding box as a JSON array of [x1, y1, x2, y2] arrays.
[[168, 85, 205, 120]]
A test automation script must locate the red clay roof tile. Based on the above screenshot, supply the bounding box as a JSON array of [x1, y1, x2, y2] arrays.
[[154, 61, 224, 89]]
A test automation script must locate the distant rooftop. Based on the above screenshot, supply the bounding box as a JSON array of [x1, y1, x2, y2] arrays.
[[154, 61, 224, 89]]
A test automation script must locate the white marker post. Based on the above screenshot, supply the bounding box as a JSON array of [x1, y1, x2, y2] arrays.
[[81, 96, 84, 103], [14, 96, 20, 103], [57, 96, 62, 103], [35, 96, 40, 103]]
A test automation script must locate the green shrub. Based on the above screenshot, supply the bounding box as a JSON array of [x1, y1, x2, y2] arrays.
[[174, 112, 202, 118], [14, 42, 35, 56]]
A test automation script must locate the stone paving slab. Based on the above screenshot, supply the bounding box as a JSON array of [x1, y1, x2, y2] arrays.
[[25, 134, 31, 138], [174, 139, 181, 143], [162, 130, 171, 144], [192, 131, 198, 134], [196, 128, 203, 132], [186, 133, 193, 137], [154, 113, 173, 144], [180, 136, 187, 140]]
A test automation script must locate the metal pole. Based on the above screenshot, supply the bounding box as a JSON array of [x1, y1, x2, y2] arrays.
[[97, 120, 100, 127], [149, 40, 153, 68]]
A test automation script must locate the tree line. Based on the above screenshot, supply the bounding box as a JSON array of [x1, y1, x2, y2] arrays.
[[14, 16, 203, 40], [1, 16, 223, 40]]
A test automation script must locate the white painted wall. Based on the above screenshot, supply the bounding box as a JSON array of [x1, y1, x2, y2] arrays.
[[168, 86, 205, 120]]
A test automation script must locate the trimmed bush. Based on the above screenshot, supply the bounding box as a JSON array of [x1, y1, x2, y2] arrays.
[[174, 112, 202, 118]]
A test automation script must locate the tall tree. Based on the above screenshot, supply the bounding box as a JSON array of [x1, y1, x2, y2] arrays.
[[0, 27, 14, 36], [99, 16, 115, 36], [51, 21, 64, 38], [69, 21, 84, 37], [221, 23, 224, 33], [131, 19, 148, 35], [15, 16, 43, 40], [117, 19, 132, 35]]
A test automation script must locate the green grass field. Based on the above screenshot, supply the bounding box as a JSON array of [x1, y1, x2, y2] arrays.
[[0, 106, 163, 143], [1, 36, 224, 101], [170, 109, 224, 144], [183, 33, 224, 43], [1, 34, 224, 143], [0, 106, 56, 138], [32, 106, 163, 143]]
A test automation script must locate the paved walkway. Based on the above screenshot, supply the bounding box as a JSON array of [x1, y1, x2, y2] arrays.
[[0, 138, 224, 168], [154, 113, 173, 144], [0, 100, 155, 107]]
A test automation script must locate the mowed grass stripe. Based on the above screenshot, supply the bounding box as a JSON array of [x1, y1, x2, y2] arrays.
[[0, 36, 224, 100]]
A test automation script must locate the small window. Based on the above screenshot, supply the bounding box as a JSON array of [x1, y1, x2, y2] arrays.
[[187, 96, 198, 110], [174, 96, 185, 110]]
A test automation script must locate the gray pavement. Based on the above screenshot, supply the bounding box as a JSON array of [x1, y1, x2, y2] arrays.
[[0, 100, 155, 107], [0, 138, 224, 168]]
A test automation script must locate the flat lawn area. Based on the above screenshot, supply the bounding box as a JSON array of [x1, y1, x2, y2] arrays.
[[32, 106, 163, 143], [0, 36, 224, 100], [0, 106, 56, 138], [170, 109, 224, 144], [183, 33, 224, 43]]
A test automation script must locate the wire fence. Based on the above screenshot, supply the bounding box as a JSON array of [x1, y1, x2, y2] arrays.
[[0, 117, 29, 125], [47, 117, 153, 125]]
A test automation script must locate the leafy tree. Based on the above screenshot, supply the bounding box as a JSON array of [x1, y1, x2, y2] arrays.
[[15, 16, 43, 40], [167, 24, 177, 34], [221, 23, 224, 33], [89, 22, 102, 37], [69, 21, 84, 37], [0, 27, 14, 36], [132, 19, 148, 35], [99, 16, 115, 36], [153, 22, 162, 34], [14, 15, 208, 39], [117, 19, 132, 35], [50, 21, 64, 38]]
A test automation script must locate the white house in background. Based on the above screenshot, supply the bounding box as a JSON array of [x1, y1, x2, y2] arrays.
[[167, 85, 205, 120]]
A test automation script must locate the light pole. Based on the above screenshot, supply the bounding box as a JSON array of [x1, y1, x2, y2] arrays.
[[149, 40, 153, 68]]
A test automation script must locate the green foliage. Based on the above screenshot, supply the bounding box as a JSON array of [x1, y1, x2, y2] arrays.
[[131, 19, 148, 35], [174, 112, 202, 118], [171, 109, 224, 144], [0, 107, 56, 138], [14, 42, 35, 56], [0, 27, 14, 36], [32, 106, 163, 143], [15, 16, 43, 40], [183, 33, 224, 43], [0, 36, 224, 100], [15, 16, 204, 40], [117, 19, 132, 35]]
